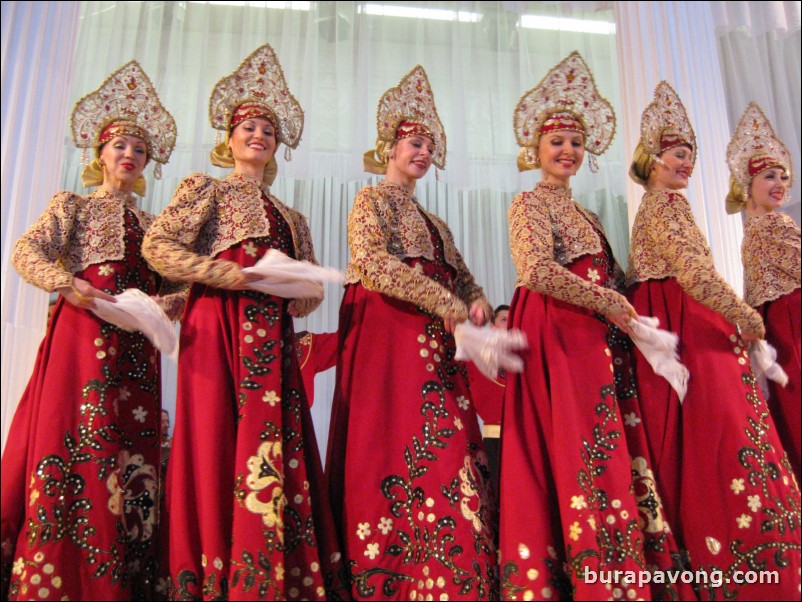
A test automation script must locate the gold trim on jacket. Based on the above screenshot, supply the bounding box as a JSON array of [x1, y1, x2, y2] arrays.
[[142, 171, 321, 317], [345, 182, 488, 321], [626, 189, 764, 336], [742, 212, 801, 307], [13, 188, 151, 292], [509, 182, 630, 316]]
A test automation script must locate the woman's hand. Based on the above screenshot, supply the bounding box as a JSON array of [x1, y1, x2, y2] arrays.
[[228, 268, 264, 291], [57, 277, 117, 309], [469, 300, 489, 327], [606, 296, 638, 336], [739, 328, 761, 345]]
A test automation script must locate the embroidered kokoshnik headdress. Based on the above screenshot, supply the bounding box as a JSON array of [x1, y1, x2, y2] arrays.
[[725, 101, 793, 214], [71, 60, 177, 195], [208, 44, 304, 185], [629, 81, 696, 186], [364, 65, 446, 175], [514, 51, 616, 173]]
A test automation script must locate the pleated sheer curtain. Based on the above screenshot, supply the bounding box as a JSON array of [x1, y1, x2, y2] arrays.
[[2, 1, 800, 455]]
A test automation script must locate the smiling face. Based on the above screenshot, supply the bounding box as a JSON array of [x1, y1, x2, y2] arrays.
[[538, 131, 585, 186], [229, 116, 277, 171], [98, 135, 148, 192], [649, 145, 694, 191], [749, 167, 790, 215], [388, 135, 435, 182]]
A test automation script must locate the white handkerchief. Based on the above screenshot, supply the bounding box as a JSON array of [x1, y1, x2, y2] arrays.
[[750, 339, 788, 399], [454, 322, 528, 380], [629, 316, 689, 402], [243, 249, 344, 299], [91, 288, 178, 361]]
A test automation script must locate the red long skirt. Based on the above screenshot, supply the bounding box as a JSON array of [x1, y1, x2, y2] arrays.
[[759, 288, 801, 484], [628, 278, 801, 600], [499, 254, 693, 601], [2, 210, 163, 600], [163, 204, 346, 600], [327, 283, 498, 600]]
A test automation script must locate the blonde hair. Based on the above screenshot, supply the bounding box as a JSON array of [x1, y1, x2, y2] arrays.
[[628, 141, 654, 187], [725, 175, 748, 214]]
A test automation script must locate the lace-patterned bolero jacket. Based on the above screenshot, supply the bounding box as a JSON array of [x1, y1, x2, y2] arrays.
[[141, 171, 321, 317], [12, 187, 186, 320], [344, 182, 489, 322], [508, 182, 630, 316], [742, 211, 801, 308], [626, 189, 764, 336]]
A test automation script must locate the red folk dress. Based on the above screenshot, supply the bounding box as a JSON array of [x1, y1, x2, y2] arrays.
[[326, 182, 498, 600], [742, 212, 801, 484], [626, 190, 802, 600], [142, 172, 346, 600], [2, 189, 170, 600], [499, 183, 692, 601], [465, 365, 505, 496], [296, 331, 338, 407]]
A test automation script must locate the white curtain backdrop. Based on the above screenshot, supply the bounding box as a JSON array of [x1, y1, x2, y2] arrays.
[[716, 25, 801, 225], [2, 1, 800, 456], [1, 2, 81, 452]]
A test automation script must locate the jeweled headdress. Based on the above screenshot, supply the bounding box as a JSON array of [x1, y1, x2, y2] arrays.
[[514, 51, 616, 173], [725, 101, 792, 214], [71, 61, 176, 190], [364, 65, 446, 174], [638, 81, 696, 166], [209, 44, 303, 151]]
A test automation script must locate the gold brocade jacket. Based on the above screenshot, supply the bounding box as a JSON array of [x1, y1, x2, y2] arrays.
[[12, 187, 186, 320], [141, 172, 321, 317], [742, 212, 801, 307], [508, 182, 631, 316], [344, 182, 488, 321], [626, 189, 764, 336]]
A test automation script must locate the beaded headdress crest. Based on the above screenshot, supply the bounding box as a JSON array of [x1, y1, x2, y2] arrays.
[[365, 65, 446, 173], [514, 51, 616, 173], [209, 44, 303, 152], [727, 101, 792, 196], [638, 81, 697, 167], [71, 60, 176, 176]]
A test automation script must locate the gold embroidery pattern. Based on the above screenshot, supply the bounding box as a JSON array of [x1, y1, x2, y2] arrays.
[[508, 182, 630, 316], [160, 287, 190, 322], [352, 379, 496, 599], [7, 551, 66, 600], [142, 172, 319, 299], [701, 349, 802, 599], [742, 212, 801, 307], [345, 182, 486, 320], [14, 320, 159, 598], [12, 189, 152, 292], [626, 190, 764, 336], [501, 385, 650, 600]]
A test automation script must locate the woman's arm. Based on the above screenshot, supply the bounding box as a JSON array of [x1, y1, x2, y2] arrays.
[[142, 173, 247, 290], [510, 191, 633, 318], [349, 187, 469, 322], [654, 192, 764, 338], [12, 191, 80, 292], [286, 207, 323, 318]]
